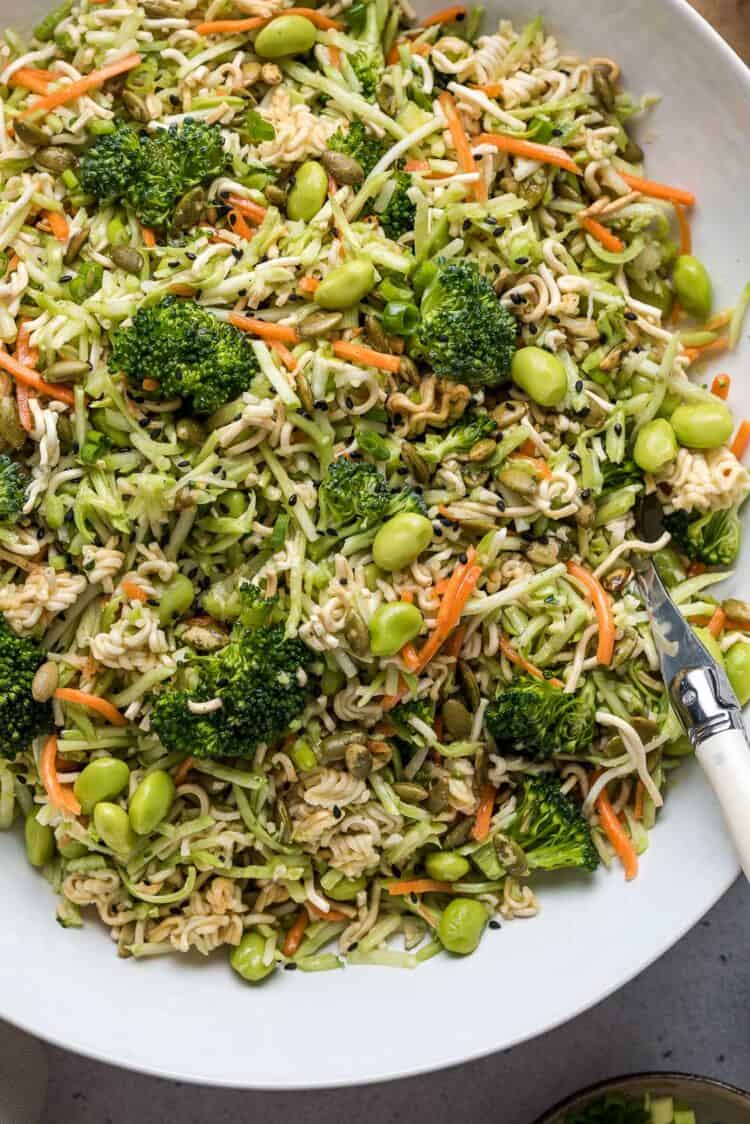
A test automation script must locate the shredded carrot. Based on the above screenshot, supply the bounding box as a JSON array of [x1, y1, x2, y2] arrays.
[[54, 688, 127, 727], [228, 312, 300, 344], [723, 618, 750, 634], [499, 634, 565, 689], [328, 44, 341, 68], [688, 560, 707, 577], [173, 755, 196, 786], [224, 194, 267, 224], [683, 336, 729, 364], [439, 91, 486, 202], [444, 624, 466, 659], [3, 254, 19, 278], [306, 901, 349, 921], [580, 215, 624, 253], [13, 323, 37, 433], [15, 383, 33, 432], [669, 300, 683, 326], [404, 159, 432, 173], [703, 309, 734, 333], [400, 642, 422, 671], [470, 82, 504, 97], [269, 339, 297, 372], [141, 225, 156, 247], [414, 549, 481, 672], [633, 780, 645, 822], [9, 67, 53, 94], [508, 451, 552, 480], [120, 578, 148, 602], [22, 53, 141, 117], [477, 131, 580, 175], [387, 878, 452, 895], [471, 784, 496, 842], [730, 420, 750, 461], [196, 8, 342, 33], [618, 171, 695, 208], [386, 40, 402, 65], [298, 275, 320, 294], [708, 607, 726, 639], [40, 735, 81, 816], [412, 42, 431, 56], [0, 347, 75, 406], [282, 910, 309, 957], [332, 340, 401, 373], [141, 377, 160, 392], [711, 373, 731, 400], [399, 590, 415, 604], [675, 203, 691, 255], [227, 208, 255, 240], [596, 787, 638, 880], [45, 210, 69, 243], [421, 5, 467, 26], [433, 577, 450, 596], [566, 561, 615, 666]]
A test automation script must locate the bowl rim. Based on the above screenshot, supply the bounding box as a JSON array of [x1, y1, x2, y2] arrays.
[[533, 1071, 750, 1124]]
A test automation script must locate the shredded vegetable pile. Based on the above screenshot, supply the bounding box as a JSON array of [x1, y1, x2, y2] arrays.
[[1, 0, 749, 978]]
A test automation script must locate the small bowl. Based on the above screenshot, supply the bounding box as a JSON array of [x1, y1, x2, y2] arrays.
[[534, 1072, 750, 1124]]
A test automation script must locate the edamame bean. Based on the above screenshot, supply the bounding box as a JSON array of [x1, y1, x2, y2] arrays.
[[287, 161, 328, 222], [44, 493, 65, 530], [672, 254, 712, 320], [425, 850, 470, 882], [726, 642, 750, 706], [254, 14, 316, 58], [158, 574, 195, 626], [315, 258, 376, 310], [694, 627, 724, 666], [94, 802, 136, 855], [368, 601, 423, 657], [511, 347, 567, 407], [437, 898, 488, 955], [290, 738, 317, 772], [74, 757, 130, 814], [372, 511, 433, 572], [129, 770, 175, 835], [220, 490, 247, 517], [230, 930, 276, 981], [328, 875, 366, 901], [382, 300, 419, 336], [25, 813, 55, 868], [633, 418, 678, 473], [670, 400, 734, 449]]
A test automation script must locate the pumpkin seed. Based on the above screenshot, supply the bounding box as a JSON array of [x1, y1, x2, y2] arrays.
[[295, 369, 315, 414], [35, 146, 75, 172], [443, 817, 473, 848], [526, 540, 560, 567], [622, 137, 644, 164], [399, 441, 431, 484], [63, 226, 89, 265], [172, 186, 205, 230], [264, 183, 287, 207], [43, 358, 90, 383], [491, 400, 527, 428], [457, 660, 480, 711], [319, 729, 361, 764], [427, 778, 451, 813], [14, 120, 50, 148], [344, 610, 369, 655], [322, 149, 364, 186], [497, 466, 537, 495], [376, 76, 399, 117], [723, 598, 750, 625], [592, 64, 615, 112], [392, 781, 428, 802], [494, 835, 529, 877], [469, 438, 496, 463], [110, 245, 143, 275], [474, 744, 489, 788], [575, 501, 596, 527], [122, 90, 151, 122], [603, 716, 658, 757], [365, 315, 391, 353], [298, 310, 342, 338], [602, 565, 633, 594], [398, 355, 420, 385], [31, 660, 59, 702], [0, 399, 26, 451], [345, 743, 372, 779], [176, 418, 205, 445], [442, 698, 473, 740]]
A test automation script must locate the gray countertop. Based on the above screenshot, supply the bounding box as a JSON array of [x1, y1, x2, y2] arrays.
[[3, 876, 745, 1123]]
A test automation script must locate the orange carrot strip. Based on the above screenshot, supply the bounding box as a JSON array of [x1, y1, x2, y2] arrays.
[[404, 159, 431, 173], [228, 312, 299, 344], [45, 210, 69, 242], [195, 15, 265, 32], [470, 82, 504, 97], [439, 91, 486, 203], [498, 634, 565, 689], [387, 879, 452, 896], [596, 787, 638, 880], [566, 561, 615, 666], [9, 67, 53, 94], [580, 215, 624, 253], [471, 784, 496, 842], [444, 624, 465, 659], [298, 275, 320, 293], [227, 208, 254, 239], [633, 780, 645, 822], [282, 910, 309, 957], [711, 373, 731, 400], [199, 8, 342, 33], [13, 323, 37, 433], [433, 577, 450, 596], [15, 383, 33, 432], [708, 607, 726, 639], [477, 131, 580, 175], [269, 339, 297, 371], [414, 557, 480, 672], [0, 347, 75, 406], [141, 377, 159, 392], [306, 901, 349, 922], [400, 642, 422, 671], [22, 53, 142, 117], [386, 40, 402, 65], [40, 735, 81, 816], [225, 194, 267, 223], [675, 203, 691, 255], [731, 420, 750, 461], [328, 45, 341, 68], [683, 336, 729, 364], [54, 688, 127, 727], [412, 42, 431, 56], [141, 225, 156, 247], [688, 561, 707, 577], [618, 171, 695, 207], [508, 451, 552, 480], [120, 579, 148, 602], [173, 755, 196, 786], [421, 5, 467, 26], [332, 340, 401, 373]]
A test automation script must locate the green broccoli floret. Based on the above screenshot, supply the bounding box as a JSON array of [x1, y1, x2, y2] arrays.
[[328, 119, 384, 178], [151, 584, 311, 759], [348, 0, 385, 100], [486, 676, 596, 760], [417, 259, 517, 387], [80, 119, 226, 229], [317, 458, 426, 536], [505, 775, 599, 872], [379, 170, 416, 240], [0, 618, 52, 759], [351, 49, 382, 100], [110, 296, 259, 414], [389, 697, 435, 741], [563, 1094, 648, 1124], [420, 413, 497, 464], [600, 457, 643, 493], [0, 455, 27, 521], [664, 506, 741, 567]]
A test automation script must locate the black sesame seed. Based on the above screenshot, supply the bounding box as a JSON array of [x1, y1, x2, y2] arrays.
[[327, 527, 338, 536], [459, 551, 468, 564], [333, 804, 342, 819], [496, 498, 506, 511], [186, 251, 197, 260], [410, 892, 418, 904], [515, 256, 529, 265], [339, 577, 348, 586], [348, 941, 358, 951], [232, 248, 242, 260], [624, 310, 637, 321], [580, 488, 591, 500], [393, 413, 402, 425], [169, 93, 180, 105], [288, 494, 298, 507], [396, 466, 409, 475], [489, 919, 501, 930], [551, 128, 563, 137], [37, 527, 46, 540], [434, 526, 443, 537], [60, 273, 73, 282], [284, 962, 298, 971], [237, 288, 247, 297], [599, 333, 607, 344], [614, 423, 623, 436], [462, 219, 471, 231], [168, 260, 180, 267], [345, 397, 354, 409], [486, 216, 498, 226], [313, 399, 325, 410], [528, 323, 537, 335]]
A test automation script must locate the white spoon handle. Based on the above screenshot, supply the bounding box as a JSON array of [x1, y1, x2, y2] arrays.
[[696, 728, 750, 880]]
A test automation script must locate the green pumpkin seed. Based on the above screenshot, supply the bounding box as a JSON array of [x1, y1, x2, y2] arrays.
[[35, 146, 75, 172], [15, 120, 50, 148], [458, 660, 480, 711], [399, 441, 431, 484], [344, 743, 372, 779], [264, 183, 287, 207], [592, 65, 615, 112], [122, 90, 151, 123], [110, 245, 143, 274], [365, 314, 391, 353], [321, 149, 364, 186], [442, 698, 473, 739], [31, 661, 59, 702], [443, 817, 473, 848], [43, 358, 91, 383], [494, 835, 529, 877], [0, 398, 26, 451], [298, 311, 342, 338], [172, 186, 205, 230], [63, 226, 89, 265], [392, 781, 428, 802], [295, 369, 315, 414], [469, 438, 497, 463], [622, 137, 643, 164], [427, 778, 451, 813]]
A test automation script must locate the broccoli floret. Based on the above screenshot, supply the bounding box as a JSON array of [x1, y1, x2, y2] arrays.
[[505, 774, 599, 872], [151, 584, 311, 759], [0, 455, 27, 521], [417, 259, 517, 387], [111, 296, 258, 414], [486, 676, 596, 760], [600, 457, 642, 493], [0, 618, 52, 759], [389, 697, 435, 741], [317, 458, 425, 536], [379, 170, 416, 240], [563, 1092, 648, 1124], [420, 413, 497, 464], [80, 119, 226, 229], [664, 506, 741, 567], [328, 119, 384, 178], [351, 49, 382, 100]]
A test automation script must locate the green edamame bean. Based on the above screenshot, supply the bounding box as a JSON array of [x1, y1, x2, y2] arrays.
[[670, 400, 734, 450], [25, 813, 55, 868], [382, 300, 419, 336], [129, 770, 175, 835], [437, 898, 487, 955], [511, 347, 568, 407], [672, 254, 712, 320], [290, 738, 317, 772], [44, 493, 65, 530], [372, 511, 433, 572], [315, 258, 376, 310], [655, 391, 682, 420], [425, 850, 470, 882], [57, 833, 88, 859], [694, 627, 724, 666], [74, 757, 130, 814], [94, 802, 136, 855], [230, 930, 276, 981], [287, 161, 328, 222], [328, 875, 366, 901], [368, 600, 423, 657], [633, 418, 678, 473], [726, 642, 750, 706], [158, 574, 195, 626], [221, 490, 248, 517], [254, 14, 317, 58]]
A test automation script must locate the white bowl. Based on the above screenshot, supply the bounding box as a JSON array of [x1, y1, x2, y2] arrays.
[[1, 0, 749, 1090]]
